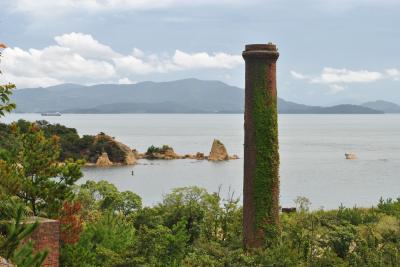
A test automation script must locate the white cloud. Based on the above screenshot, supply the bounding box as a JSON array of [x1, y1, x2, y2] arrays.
[[291, 67, 400, 93], [314, 68, 383, 84], [290, 71, 309, 80], [0, 32, 242, 88], [291, 67, 385, 84], [328, 84, 346, 94], [172, 50, 242, 69], [54, 32, 118, 60], [386, 68, 400, 80], [118, 78, 136, 84]]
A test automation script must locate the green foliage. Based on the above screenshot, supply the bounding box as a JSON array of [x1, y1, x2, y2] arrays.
[[0, 83, 16, 117], [0, 46, 16, 117], [0, 203, 48, 267], [0, 120, 128, 163], [146, 145, 173, 155], [61, 212, 136, 267], [0, 123, 83, 217], [75, 180, 142, 218], [251, 61, 280, 231], [378, 197, 400, 218], [63, 183, 400, 267], [89, 133, 125, 163]]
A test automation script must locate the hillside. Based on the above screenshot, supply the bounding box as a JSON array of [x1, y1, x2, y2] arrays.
[[361, 100, 400, 113], [12, 79, 244, 113], [12, 79, 385, 114]]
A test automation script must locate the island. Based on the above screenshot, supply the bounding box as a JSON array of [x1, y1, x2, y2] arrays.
[[0, 120, 239, 167]]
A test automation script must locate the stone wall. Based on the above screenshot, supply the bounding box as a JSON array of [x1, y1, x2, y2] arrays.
[[28, 218, 60, 267]]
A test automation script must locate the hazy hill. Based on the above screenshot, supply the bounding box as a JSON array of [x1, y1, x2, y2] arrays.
[[12, 79, 384, 114], [12, 79, 244, 113], [361, 100, 400, 113]]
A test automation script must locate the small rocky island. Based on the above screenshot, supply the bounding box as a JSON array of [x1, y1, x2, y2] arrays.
[[126, 139, 239, 164], [81, 133, 240, 167], [208, 139, 239, 161], [0, 119, 239, 168], [92, 137, 239, 167], [92, 133, 137, 167]]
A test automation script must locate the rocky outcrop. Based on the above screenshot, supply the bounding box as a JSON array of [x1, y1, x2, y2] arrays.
[[94, 133, 137, 165], [96, 152, 113, 167], [145, 145, 181, 160], [125, 151, 137, 165], [90, 139, 239, 165], [345, 153, 357, 160], [163, 148, 181, 159], [208, 139, 229, 161], [229, 154, 240, 160], [183, 152, 205, 160], [195, 152, 205, 160]]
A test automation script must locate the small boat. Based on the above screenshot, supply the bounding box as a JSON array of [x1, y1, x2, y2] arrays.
[[41, 112, 62, 116], [345, 153, 357, 160]]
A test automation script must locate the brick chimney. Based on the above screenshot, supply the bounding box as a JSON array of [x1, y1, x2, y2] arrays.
[[242, 43, 280, 249]]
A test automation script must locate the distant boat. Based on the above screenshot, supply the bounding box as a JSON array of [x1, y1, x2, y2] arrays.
[[41, 112, 62, 116]]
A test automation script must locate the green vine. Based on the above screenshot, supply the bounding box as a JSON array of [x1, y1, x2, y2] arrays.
[[251, 61, 280, 231]]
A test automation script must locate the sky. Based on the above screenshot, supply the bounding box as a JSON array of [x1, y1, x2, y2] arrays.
[[0, 0, 400, 105]]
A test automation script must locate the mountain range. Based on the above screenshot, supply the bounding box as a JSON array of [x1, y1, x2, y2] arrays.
[[11, 79, 400, 114]]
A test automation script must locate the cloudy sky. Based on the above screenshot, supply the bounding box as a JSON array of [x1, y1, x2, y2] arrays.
[[1, 0, 399, 105]]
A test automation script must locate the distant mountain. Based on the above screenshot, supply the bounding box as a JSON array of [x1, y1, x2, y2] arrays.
[[12, 79, 244, 113], [63, 102, 210, 114], [12, 79, 383, 114], [361, 100, 400, 113], [278, 99, 314, 113], [278, 99, 382, 114]]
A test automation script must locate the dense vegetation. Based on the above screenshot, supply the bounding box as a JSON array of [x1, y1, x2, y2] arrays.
[[57, 182, 400, 267], [146, 145, 173, 155], [1, 124, 399, 266], [0, 45, 48, 266], [0, 120, 127, 163]]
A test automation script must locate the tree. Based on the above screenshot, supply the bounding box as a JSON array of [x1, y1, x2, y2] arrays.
[[0, 43, 16, 117], [59, 201, 84, 245], [76, 180, 142, 217], [0, 42, 47, 267], [0, 123, 83, 217], [0, 201, 48, 267]]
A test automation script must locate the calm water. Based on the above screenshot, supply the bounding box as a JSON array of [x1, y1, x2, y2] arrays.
[[2, 113, 400, 209]]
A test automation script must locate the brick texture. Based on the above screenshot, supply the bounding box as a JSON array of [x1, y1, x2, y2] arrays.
[[28, 218, 60, 267], [242, 43, 280, 249]]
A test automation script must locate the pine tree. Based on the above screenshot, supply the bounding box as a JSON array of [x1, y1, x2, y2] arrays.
[[0, 203, 48, 267], [1, 124, 83, 217]]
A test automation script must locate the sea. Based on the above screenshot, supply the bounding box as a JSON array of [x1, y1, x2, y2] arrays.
[[2, 113, 400, 210]]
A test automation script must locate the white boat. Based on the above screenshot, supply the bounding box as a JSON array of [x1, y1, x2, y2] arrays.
[[41, 112, 62, 116]]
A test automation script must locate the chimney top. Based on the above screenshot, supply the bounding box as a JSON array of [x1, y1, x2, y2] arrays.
[[245, 43, 277, 52], [242, 43, 279, 61]]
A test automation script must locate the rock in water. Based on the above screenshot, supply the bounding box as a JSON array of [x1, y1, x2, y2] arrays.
[[94, 133, 137, 165], [96, 152, 113, 167], [229, 154, 240, 160], [195, 152, 205, 160], [208, 139, 229, 161], [345, 153, 357, 160], [163, 148, 181, 159]]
